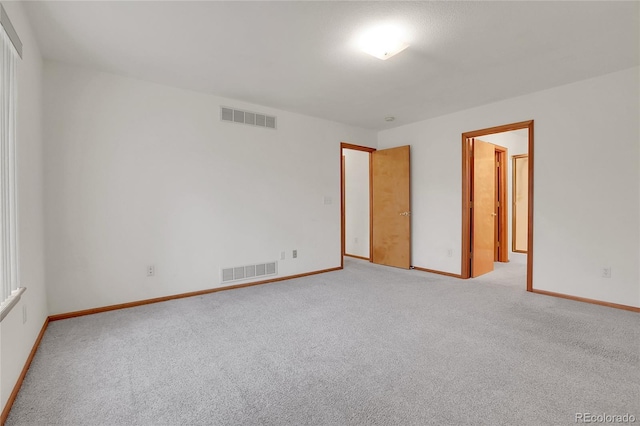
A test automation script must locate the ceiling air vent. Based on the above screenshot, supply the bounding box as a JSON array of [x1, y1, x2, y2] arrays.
[[221, 106, 276, 130]]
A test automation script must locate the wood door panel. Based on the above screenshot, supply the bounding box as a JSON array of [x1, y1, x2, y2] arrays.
[[513, 155, 529, 252], [494, 151, 500, 261], [472, 139, 495, 277], [341, 155, 346, 256], [372, 146, 411, 269]]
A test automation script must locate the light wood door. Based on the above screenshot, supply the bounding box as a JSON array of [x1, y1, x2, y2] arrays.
[[371, 145, 411, 269], [472, 139, 495, 277], [512, 154, 529, 253], [341, 155, 346, 256]]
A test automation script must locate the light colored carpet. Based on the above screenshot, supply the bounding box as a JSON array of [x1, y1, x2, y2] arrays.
[[7, 259, 640, 425]]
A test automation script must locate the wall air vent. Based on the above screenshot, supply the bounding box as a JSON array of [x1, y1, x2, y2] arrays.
[[233, 110, 245, 123], [220, 106, 277, 130], [265, 115, 276, 129], [221, 261, 278, 283], [221, 107, 233, 122]]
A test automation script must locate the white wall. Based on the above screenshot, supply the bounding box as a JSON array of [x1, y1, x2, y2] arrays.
[[344, 149, 369, 258], [477, 130, 528, 264], [378, 67, 640, 308], [43, 61, 376, 315], [0, 1, 47, 413]]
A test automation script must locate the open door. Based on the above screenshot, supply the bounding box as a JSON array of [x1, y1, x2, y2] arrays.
[[371, 146, 411, 269], [471, 139, 495, 277]]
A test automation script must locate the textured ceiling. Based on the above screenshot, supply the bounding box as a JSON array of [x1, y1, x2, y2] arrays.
[[24, 1, 639, 130]]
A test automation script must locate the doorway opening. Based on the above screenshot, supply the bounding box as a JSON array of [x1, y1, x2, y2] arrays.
[[340, 143, 375, 267], [461, 121, 534, 291]]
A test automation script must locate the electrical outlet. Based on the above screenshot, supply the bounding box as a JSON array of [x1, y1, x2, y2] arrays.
[[280, 251, 285, 260], [293, 249, 298, 259], [447, 249, 453, 258], [147, 264, 155, 277], [22, 305, 27, 324], [602, 267, 611, 278]]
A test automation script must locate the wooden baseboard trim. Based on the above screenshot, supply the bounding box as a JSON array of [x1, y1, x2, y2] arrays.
[[530, 289, 640, 313], [49, 266, 343, 322], [344, 254, 370, 261], [1, 318, 49, 426], [412, 266, 464, 279]]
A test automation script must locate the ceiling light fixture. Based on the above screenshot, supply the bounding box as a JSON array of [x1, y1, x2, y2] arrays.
[[385, 116, 395, 122], [357, 24, 409, 60]]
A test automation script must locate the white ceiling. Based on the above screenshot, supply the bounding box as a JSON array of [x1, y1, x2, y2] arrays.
[[24, 1, 639, 131]]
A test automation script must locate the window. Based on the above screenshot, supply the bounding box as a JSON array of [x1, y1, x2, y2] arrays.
[[0, 4, 23, 322]]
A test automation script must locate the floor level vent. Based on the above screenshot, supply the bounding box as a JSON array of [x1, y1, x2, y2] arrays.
[[221, 261, 278, 283], [221, 106, 277, 130]]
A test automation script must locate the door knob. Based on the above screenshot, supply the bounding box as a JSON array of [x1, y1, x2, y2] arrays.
[[491, 213, 497, 216], [399, 212, 411, 216]]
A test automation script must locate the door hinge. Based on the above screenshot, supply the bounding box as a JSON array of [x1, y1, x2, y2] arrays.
[[497, 201, 500, 207], [496, 161, 500, 167], [469, 201, 473, 208], [497, 241, 500, 247]]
